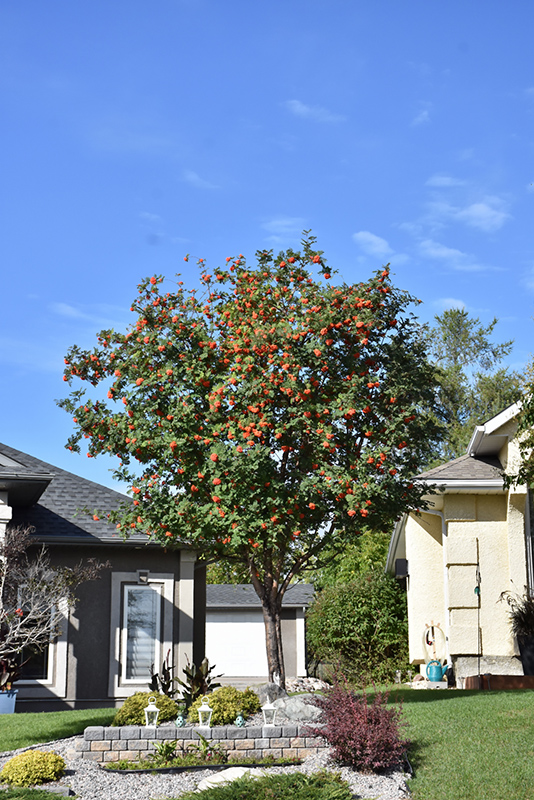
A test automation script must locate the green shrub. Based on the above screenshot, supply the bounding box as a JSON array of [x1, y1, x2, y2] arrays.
[[180, 770, 352, 800], [306, 569, 409, 685], [112, 691, 179, 726], [188, 686, 260, 725], [0, 750, 65, 787]]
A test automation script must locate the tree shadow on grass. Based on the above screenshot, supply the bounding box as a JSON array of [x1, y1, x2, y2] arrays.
[[379, 687, 534, 705]]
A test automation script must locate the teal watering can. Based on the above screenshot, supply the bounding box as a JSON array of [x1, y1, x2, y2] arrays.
[[426, 660, 447, 681]]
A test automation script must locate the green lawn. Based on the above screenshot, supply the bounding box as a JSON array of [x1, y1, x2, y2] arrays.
[[0, 708, 115, 753], [389, 687, 534, 800], [0, 789, 68, 799]]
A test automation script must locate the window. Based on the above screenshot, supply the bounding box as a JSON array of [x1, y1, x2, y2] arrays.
[[19, 644, 49, 680], [122, 585, 161, 682], [15, 599, 68, 699], [109, 571, 174, 698]]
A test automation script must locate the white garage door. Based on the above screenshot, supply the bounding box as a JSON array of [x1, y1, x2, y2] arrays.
[[206, 610, 268, 677]]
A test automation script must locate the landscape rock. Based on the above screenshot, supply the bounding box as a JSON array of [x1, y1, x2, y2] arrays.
[[197, 766, 268, 791], [253, 682, 288, 704], [272, 693, 323, 721]]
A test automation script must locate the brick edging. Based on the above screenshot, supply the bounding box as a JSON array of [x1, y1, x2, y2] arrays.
[[76, 724, 326, 763]]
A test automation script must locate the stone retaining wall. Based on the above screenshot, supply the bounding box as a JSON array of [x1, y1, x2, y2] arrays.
[[75, 724, 327, 763]]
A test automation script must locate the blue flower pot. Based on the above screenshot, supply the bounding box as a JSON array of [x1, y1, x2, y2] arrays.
[[0, 689, 18, 714]]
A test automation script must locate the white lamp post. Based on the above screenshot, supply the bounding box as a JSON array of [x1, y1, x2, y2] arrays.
[[144, 696, 160, 727], [198, 696, 213, 727]]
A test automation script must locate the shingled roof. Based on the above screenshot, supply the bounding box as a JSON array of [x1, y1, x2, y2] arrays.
[[416, 454, 504, 483], [207, 583, 314, 608], [0, 442, 133, 544]]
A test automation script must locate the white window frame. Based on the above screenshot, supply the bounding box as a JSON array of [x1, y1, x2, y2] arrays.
[[109, 571, 174, 698], [15, 599, 68, 699], [121, 583, 162, 685]]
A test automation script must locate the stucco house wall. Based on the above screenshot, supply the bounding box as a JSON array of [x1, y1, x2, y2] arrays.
[[388, 403, 531, 683], [0, 442, 205, 711]]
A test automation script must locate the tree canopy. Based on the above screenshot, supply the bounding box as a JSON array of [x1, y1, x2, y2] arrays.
[[427, 308, 522, 464], [59, 234, 443, 684]]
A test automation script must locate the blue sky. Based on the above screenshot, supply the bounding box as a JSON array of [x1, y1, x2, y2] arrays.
[[2, 0, 533, 491]]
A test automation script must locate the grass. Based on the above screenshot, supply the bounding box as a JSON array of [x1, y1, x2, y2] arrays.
[[387, 686, 534, 800], [0, 708, 115, 753]]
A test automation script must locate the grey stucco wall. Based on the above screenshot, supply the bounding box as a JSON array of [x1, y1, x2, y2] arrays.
[[19, 543, 184, 711]]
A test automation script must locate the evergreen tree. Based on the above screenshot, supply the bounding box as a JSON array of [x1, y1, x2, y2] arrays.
[[427, 308, 522, 464]]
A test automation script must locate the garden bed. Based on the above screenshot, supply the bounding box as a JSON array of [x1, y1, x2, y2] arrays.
[[76, 723, 326, 763], [102, 757, 302, 774], [464, 674, 534, 690]]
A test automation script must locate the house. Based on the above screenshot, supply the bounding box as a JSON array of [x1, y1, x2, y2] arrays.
[[0, 442, 206, 711], [386, 403, 531, 685], [205, 583, 313, 684]]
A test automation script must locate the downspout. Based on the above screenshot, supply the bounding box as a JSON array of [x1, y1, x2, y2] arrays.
[[421, 508, 451, 666]]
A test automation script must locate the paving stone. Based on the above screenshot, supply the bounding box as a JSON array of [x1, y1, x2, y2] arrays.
[[269, 737, 289, 748], [227, 728, 247, 739], [282, 725, 298, 738], [82, 752, 103, 762], [90, 740, 111, 752], [262, 726, 282, 737], [120, 726, 140, 739], [84, 727, 104, 741], [156, 728, 178, 740], [234, 739, 255, 750]]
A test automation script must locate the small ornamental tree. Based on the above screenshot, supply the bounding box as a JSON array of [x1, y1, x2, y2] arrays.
[[59, 233, 443, 686], [1, 526, 106, 688]]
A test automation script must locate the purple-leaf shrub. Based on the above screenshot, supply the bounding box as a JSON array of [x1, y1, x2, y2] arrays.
[[306, 679, 410, 773]]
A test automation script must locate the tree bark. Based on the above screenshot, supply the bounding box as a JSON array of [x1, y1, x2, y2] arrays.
[[261, 597, 285, 687]]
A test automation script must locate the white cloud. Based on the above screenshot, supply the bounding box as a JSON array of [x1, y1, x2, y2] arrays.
[[49, 302, 131, 330], [419, 239, 485, 271], [433, 297, 467, 311], [183, 170, 218, 190], [284, 100, 345, 123], [425, 196, 511, 233], [353, 230, 408, 266], [411, 103, 432, 127], [426, 174, 466, 188], [454, 200, 510, 232], [261, 216, 307, 244], [353, 231, 393, 258], [50, 302, 88, 319]]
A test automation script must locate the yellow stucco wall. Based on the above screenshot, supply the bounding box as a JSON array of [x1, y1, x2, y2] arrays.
[[406, 512, 445, 663], [406, 490, 527, 663]]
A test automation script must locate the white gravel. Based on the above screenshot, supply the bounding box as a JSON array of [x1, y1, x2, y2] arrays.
[[0, 735, 412, 800]]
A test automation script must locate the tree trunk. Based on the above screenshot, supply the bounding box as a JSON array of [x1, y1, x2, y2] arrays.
[[261, 598, 286, 688]]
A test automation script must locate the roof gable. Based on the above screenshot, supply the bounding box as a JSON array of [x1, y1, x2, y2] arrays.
[[0, 442, 132, 544], [417, 454, 503, 483]]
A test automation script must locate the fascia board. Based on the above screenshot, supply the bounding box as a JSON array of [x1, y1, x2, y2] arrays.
[[418, 479, 505, 494], [467, 401, 522, 456]]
